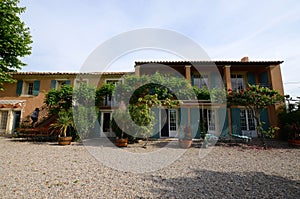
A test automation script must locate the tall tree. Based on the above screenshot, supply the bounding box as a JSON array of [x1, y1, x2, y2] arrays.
[[227, 85, 284, 149], [0, 0, 32, 90]]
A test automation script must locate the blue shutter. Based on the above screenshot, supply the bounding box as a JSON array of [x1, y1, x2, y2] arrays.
[[231, 108, 241, 135], [210, 72, 220, 88], [191, 74, 195, 86], [179, 108, 188, 139], [247, 72, 256, 85], [32, 80, 40, 96], [97, 111, 102, 137], [218, 108, 229, 138], [259, 72, 269, 87], [190, 108, 201, 138], [150, 107, 160, 138], [259, 109, 269, 131], [66, 80, 71, 85], [16, 80, 23, 96], [51, 80, 56, 89]]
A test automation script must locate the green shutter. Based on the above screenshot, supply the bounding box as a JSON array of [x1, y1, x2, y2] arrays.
[[66, 80, 71, 85], [16, 80, 23, 96], [210, 72, 220, 88], [51, 80, 56, 89], [150, 107, 160, 138], [97, 111, 102, 137], [190, 108, 201, 138], [218, 108, 229, 138], [259, 72, 269, 87], [32, 80, 40, 96], [259, 109, 269, 131], [179, 108, 188, 139], [247, 72, 256, 85], [231, 108, 241, 135], [191, 74, 195, 86]]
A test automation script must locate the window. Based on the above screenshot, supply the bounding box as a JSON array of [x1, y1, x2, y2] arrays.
[[51, 80, 70, 90], [105, 79, 122, 85], [240, 109, 256, 131], [169, 109, 177, 132], [0, 111, 8, 131], [16, 80, 40, 96], [193, 74, 208, 88], [207, 109, 216, 131], [231, 74, 245, 91], [26, 82, 34, 95], [74, 79, 88, 88]]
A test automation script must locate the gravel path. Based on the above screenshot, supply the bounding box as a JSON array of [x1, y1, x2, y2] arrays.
[[0, 137, 299, 198]]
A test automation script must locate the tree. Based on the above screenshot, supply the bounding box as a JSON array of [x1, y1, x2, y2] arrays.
[[44, 85, 73, 114], [227, 85, 284, 149], [73, 83, 97, 139], [113, 73, 186, 147], [0, 0, 32, 90]]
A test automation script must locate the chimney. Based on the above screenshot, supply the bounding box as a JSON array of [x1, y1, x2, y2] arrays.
[[241, 56, 249, 62]]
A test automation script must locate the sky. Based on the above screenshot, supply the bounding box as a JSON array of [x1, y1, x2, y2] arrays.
[[19, 0, 300, 97]]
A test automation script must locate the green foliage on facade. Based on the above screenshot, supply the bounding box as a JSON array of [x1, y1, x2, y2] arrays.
[[0, 0, 32, 90], [227, 85, 284, 148], [45, 85, 73, 114]]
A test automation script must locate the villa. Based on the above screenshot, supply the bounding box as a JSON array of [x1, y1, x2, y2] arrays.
[[0, 57, 284, 139]]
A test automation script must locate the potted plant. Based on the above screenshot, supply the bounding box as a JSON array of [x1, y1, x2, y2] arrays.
[[287, 124, 300, 146], [111, 109, 130, 147], [50, 110, 74, 145], [179, 125, 193, 148]]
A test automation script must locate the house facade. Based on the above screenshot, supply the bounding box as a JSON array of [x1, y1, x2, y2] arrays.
[[0, 57, 284, 139], [133, 57, 284, 139], [0, 72, 126, 134]]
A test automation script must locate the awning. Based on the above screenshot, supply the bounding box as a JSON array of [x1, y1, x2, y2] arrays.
[[0, 100, 25, 108]]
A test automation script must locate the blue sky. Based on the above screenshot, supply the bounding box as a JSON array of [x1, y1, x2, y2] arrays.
[[19, 0, 300, 97]]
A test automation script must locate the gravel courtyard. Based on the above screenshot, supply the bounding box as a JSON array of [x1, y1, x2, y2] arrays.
[[0, 137, 299, 198]]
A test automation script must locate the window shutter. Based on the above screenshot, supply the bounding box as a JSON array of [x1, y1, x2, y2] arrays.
[[150, 107, 160, 138], [66, 80, 71, 85], [210, 72, 220, 88], [191, 74, 194, 86], [259, 109, 269, 131], [51, 80, 56, 89], [230, 108, 241, 135], [259, 72, 269, 87], [16, 80, 23, 96], [190, 108, 201, 138], [32, 80, 40, 96], [247, 72, 256, 85]]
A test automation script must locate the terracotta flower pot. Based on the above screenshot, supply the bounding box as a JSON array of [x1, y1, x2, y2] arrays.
[[288, 139, 300, 146], [58, 136, 72, 145], [179, 139, 192, 148], [116, 138, 128, 147]]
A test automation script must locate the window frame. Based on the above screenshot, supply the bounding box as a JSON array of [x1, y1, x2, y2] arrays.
[[193, 73, 209, 89], [231, 73, 246, 91], [21, 80, 35, 96], [240, 109, 256, 131], [105, 78, 123, 85], [74, 78, 89, 89]]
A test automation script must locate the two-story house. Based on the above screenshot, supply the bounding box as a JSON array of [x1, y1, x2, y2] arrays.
[[134, 57, 284, 138], [0, 57, 284, 139], [0, 72, 126, 134]]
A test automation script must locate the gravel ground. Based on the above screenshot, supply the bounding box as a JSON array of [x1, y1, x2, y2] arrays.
[[0, 137, 299, 199]]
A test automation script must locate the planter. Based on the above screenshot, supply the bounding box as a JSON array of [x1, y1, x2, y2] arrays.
[[116, 138, 128, 147], [58, 136, 72, 145], [179, 139, 192, 148], [288, 139, 300, 146]]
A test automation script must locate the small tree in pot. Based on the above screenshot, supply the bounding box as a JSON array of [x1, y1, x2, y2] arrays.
[[50, 110, 74, 145], [179, 125, 193, 148]]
